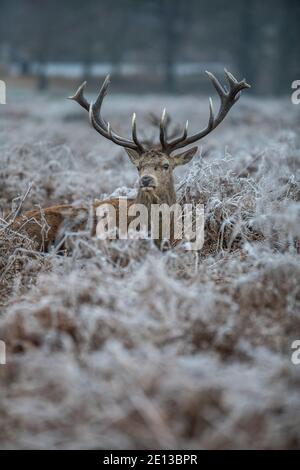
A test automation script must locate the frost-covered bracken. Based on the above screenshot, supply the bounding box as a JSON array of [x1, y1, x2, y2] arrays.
[[0, 90, 299, 449]]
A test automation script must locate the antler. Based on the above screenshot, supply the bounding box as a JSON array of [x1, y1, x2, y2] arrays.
[[68, 75, 144, 153], [69, 70, 250, 156], [160, 69, 250, 153]]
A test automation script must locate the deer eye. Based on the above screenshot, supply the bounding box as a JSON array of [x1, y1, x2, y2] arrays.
[[163, 163, 169, 170]]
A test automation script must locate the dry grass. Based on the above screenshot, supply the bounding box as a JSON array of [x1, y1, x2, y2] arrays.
[[0, 90, 300, 449]]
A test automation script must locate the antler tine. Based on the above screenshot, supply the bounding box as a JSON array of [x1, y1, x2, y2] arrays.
[[224, 68, 238, 90], [107, 121, 112, 139], [205, 71, 227, 100], [165, 69, 250, 152], [184, 120, 188, 138], [89, 75, 134, 146], [70, 75, 144, 153], [131, 113, 144, 152], [88, 75, 118, 139], [159, 108, 167, 150], [164, 119, 189, 149], [106, 121, 123, 145], [92, 74, 110, 120], [208, 97, 214, 128], [68, 81, 89, 111], [181, 120, 189, 141]]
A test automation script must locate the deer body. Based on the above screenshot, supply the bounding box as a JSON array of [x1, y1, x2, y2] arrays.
[[12, 204, 93, 251], [11, 199, 133, 251], [12, 71, 250, 251]]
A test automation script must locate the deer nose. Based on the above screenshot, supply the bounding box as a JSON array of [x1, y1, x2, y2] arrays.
[[140, 175, 154, 187]]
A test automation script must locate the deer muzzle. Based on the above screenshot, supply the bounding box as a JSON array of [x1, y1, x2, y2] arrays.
[[140, 175, 157, 190]]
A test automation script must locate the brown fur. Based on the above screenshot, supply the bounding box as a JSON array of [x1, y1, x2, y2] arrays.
[[12, 199, 133, 251]]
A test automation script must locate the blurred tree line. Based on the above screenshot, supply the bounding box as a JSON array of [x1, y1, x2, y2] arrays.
[[0, 0, 299, 95]]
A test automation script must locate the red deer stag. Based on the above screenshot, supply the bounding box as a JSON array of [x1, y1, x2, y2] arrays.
[[12, 70, 250, 250]]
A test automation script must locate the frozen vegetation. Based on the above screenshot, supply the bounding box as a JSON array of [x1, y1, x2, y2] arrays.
[[0, 90, 299, 448]]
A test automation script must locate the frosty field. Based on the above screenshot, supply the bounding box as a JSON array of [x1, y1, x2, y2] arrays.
[[0, 90, 299, 449]]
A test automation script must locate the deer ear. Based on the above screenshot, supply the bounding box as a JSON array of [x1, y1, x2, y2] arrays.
[[172, 146, 198, 167], [125, 148, 140, 166]]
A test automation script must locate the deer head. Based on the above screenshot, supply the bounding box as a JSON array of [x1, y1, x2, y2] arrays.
[[69, 71, 250, 204]]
